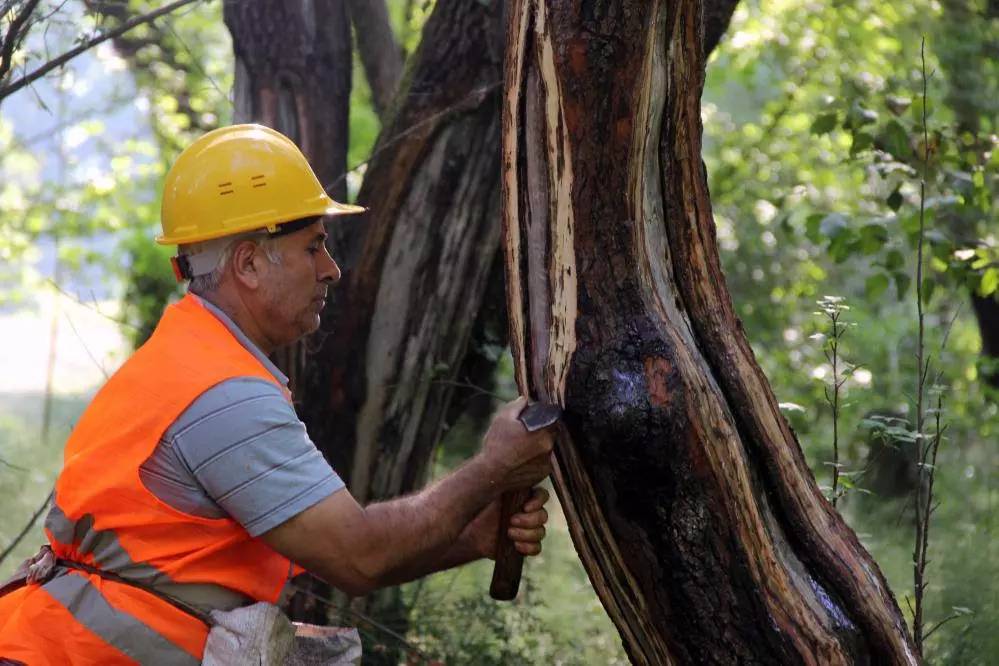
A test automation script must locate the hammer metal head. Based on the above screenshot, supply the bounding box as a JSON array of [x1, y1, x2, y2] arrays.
[[518, 402, 562, 432]]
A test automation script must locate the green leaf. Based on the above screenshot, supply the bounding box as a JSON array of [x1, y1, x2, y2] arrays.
[[811, 113, 839, 135], [819, 213, 849, 239], [805, 213, 825, 243], [893, 272, 911, 300], [850, 132, 874, 156], [859, 223, 888, 254], [829, 232, 857, 263], [882, 120, 911, 160], [980, 268, 999, 297], [971, 255, 991, 270], [886, 185, 903, 211], [866, 273, 890, 300], [884, 250, 905, 271], [921, 276, 937, 304]]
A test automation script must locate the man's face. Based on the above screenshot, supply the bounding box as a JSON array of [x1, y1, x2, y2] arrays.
[[256, 220, 340, 346]]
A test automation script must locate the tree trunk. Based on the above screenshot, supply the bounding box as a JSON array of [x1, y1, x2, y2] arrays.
[[501, 1, 918, 663], [935, 0, 999, 395], [224, 0, 353, 624], [297, 0, 505, 505], [971, 294, 999, 391]]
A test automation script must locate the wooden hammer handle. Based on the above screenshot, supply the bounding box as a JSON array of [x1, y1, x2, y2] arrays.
[[489, 486, 531, 600]]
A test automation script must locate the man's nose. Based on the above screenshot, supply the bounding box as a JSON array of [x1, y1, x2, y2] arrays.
[[319, 246, 341, 284]]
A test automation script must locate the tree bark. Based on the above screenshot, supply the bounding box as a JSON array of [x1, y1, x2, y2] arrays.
[[703, 0, 740, 57], [501, 1, 917, 663], [0, 0, 42, 88]]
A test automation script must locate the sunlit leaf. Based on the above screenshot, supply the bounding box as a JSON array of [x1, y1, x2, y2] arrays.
[[980, 268, 999, 297]]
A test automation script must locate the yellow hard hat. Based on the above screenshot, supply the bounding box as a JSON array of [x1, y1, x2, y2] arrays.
[[158, 124, 363, 245]]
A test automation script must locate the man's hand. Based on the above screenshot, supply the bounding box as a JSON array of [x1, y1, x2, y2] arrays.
[[461, 487, 552, 559], [481, 397, 556, 491]]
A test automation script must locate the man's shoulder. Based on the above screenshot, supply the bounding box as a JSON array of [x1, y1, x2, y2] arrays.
[[167, 376, 297, 443]]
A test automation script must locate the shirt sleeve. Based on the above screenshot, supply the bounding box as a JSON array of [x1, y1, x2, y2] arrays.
[[170, 377, 345, 536]]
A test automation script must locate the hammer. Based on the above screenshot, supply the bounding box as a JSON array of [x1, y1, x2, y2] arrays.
[[489, 401, 562, 600]]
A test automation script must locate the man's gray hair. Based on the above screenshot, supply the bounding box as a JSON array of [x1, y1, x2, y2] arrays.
[[184, 233, 283, 295]]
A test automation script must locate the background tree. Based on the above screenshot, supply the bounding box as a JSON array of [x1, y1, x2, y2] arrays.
[[294, 0, 506, 651]]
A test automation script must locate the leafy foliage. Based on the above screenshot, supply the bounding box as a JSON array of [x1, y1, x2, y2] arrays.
[[705, 0, 997, 659]]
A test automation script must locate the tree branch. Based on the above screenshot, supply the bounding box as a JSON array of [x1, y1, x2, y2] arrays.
[[0, 489, 53, 567], [82, 0, 214, 135], [347, 0, 402, 120], [0, 0, 42, 85], [0, 0, 199, 104], [704, 0, 741, 58]]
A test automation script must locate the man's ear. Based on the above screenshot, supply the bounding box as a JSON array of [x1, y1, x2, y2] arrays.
[[230, 240, 262, 290]]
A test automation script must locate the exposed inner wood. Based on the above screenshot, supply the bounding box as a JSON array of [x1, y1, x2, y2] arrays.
[[524, 66, 553, 395]]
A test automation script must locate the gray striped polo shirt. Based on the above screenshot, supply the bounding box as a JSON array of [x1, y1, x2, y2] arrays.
[[138, 295, 344, 536]]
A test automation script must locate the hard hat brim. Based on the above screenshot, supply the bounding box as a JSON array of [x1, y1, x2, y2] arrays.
[[155, 200, 366, 246]]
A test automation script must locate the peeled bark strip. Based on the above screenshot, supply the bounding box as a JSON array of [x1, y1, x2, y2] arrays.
[[502, 1, 918, 663]]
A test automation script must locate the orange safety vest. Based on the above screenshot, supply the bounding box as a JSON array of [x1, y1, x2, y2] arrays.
[[0, 294, 299, 664]]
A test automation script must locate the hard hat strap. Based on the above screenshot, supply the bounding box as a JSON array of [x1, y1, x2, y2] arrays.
[[172, 232, 258, 283], [171, 244, 230, 283]]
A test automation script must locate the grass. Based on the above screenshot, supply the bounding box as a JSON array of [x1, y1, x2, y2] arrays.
[[0, 391, 89, 579]]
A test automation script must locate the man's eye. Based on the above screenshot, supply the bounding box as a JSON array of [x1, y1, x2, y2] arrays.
[[308, 246, 320, 254]]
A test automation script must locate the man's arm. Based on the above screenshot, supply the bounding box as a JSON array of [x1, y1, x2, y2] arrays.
[[260, 398, 553, 596]]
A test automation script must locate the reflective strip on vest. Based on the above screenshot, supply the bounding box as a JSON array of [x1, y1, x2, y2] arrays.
[[46, 504, 253, 612], [44, 572, 200, 666]]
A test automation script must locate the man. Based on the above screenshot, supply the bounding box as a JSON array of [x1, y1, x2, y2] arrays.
[[0, 125, 554, 663]]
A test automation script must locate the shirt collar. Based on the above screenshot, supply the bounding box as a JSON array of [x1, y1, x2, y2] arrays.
[[191, 294, 290, 387]]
